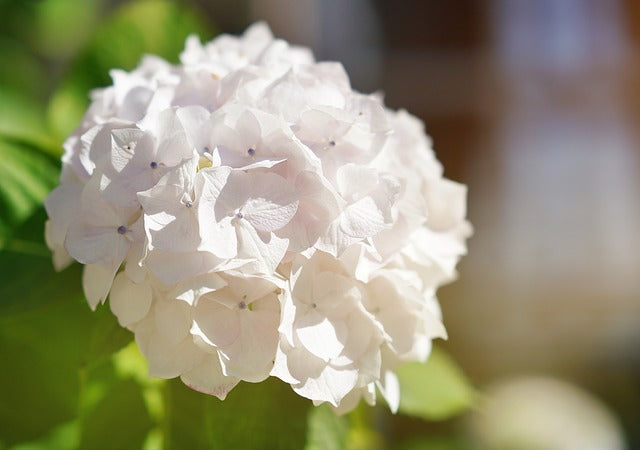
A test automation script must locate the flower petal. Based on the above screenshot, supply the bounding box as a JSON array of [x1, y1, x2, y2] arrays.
[[109, 272, 152, 327], [181, 355, 239, 400], [82, 263, 118, 310], [295, 311, 346, 362]]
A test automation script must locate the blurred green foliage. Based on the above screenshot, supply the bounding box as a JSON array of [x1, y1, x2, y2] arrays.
[[0, 1, 475, 448], [396, 348, 476, 421]]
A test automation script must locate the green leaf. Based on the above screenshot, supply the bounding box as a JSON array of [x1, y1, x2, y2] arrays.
[[0, 39, 47, 102], [304, 404, 349, 450], [166, 377, 310, 450], [46, 81, 88, 149], [344, 404, 386, 450], [0, 323, 80, 447], [33, 0, 104, 59], [85, 0, 211, 69], [0, 90, 57, 153], [8, 421, 80, 450], [399, 436, 471, 450], [0, 206, 132, 446], [0, 139, 59, 247], [78, 376, 153, 450], [396, 347, 475, 421], [0, 270, 133, 446]]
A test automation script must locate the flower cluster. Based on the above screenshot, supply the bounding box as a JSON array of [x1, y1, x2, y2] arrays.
[[45, 23, 471, 413]]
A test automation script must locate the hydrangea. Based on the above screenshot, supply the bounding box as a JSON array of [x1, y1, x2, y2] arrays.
[[44, 23, 471, 414]]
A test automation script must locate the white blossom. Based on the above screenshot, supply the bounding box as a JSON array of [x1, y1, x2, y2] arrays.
[[45, 22, 471, 413]]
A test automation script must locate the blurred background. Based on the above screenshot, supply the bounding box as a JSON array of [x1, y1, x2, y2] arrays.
[[1, 0, 640, 448]]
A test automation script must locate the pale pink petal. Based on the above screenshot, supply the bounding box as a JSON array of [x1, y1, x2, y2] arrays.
[[193, 296, 240, 347], [82, 263, 118, 310], [295, 311, 346, 362], [181, 355, 239, 400], [293, 363, 359, 407], [217, 296, 280, 382], [235, 222, 288, 275], [376, 370, 400, 413], [109, 272, 152, 327]]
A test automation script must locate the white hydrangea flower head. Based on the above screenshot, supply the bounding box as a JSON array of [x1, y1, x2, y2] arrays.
[[45, 22, 472, 414]]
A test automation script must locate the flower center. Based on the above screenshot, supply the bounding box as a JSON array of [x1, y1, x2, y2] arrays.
[[149, 161, 158, 169], [117, 225, 127, 235], [247, 147, 255, 156]]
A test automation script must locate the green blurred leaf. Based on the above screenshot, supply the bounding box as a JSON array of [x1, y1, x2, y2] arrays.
[[399, 436, 471, 450], [0, 140, 59, 248], [345, 428, 386, 450], [0, 206, 132, 446], [0, 38, 47, 101], [113, 341, 166, 427], [46, 81, 87, 148], [86, 0, 210, 69], [33, 0, 104, 59], [79, 376, 153, 450], [0, 2, 41, 57], [344, 404, 386, 450], [396, 347, 475, 421], [0, 270, 132, 446], [305, 404, 349, 450], [0, 322, 80, 446], [0, 90, 57, 153], [8, 421, 80, 450], [166, 377, 310, 450]]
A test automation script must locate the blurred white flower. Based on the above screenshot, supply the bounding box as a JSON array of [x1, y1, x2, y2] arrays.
[[45, 22, 471, 413]]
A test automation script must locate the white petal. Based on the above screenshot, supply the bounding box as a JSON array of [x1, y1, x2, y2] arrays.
[[181, 355, 239, 400], [376, 370, 400, 413], [45, 221, 74, 271], [44, 183, 83, 245], [240, 173, 299, 232], [193, 297, 240, 347], [109, 272, 152, 327], [66, 220, 130, 266], [197, 216, 238, 259], [293, 363, 358, 407], [143, 336, 204, 379], [235, 222, 288, 275], [133, 309, 203, 378], [339, 196, 387, 239], [176, 105, 211, 150], [82, 263, 117, 310], [270, 342, 299, 384], [217, 296, 280, 382], [124, 242, 147, 283], [109, 128, 154, 172], [154, 298, 192, 345], [295, 311, 346, 362], [171, 272, 227, 306]]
